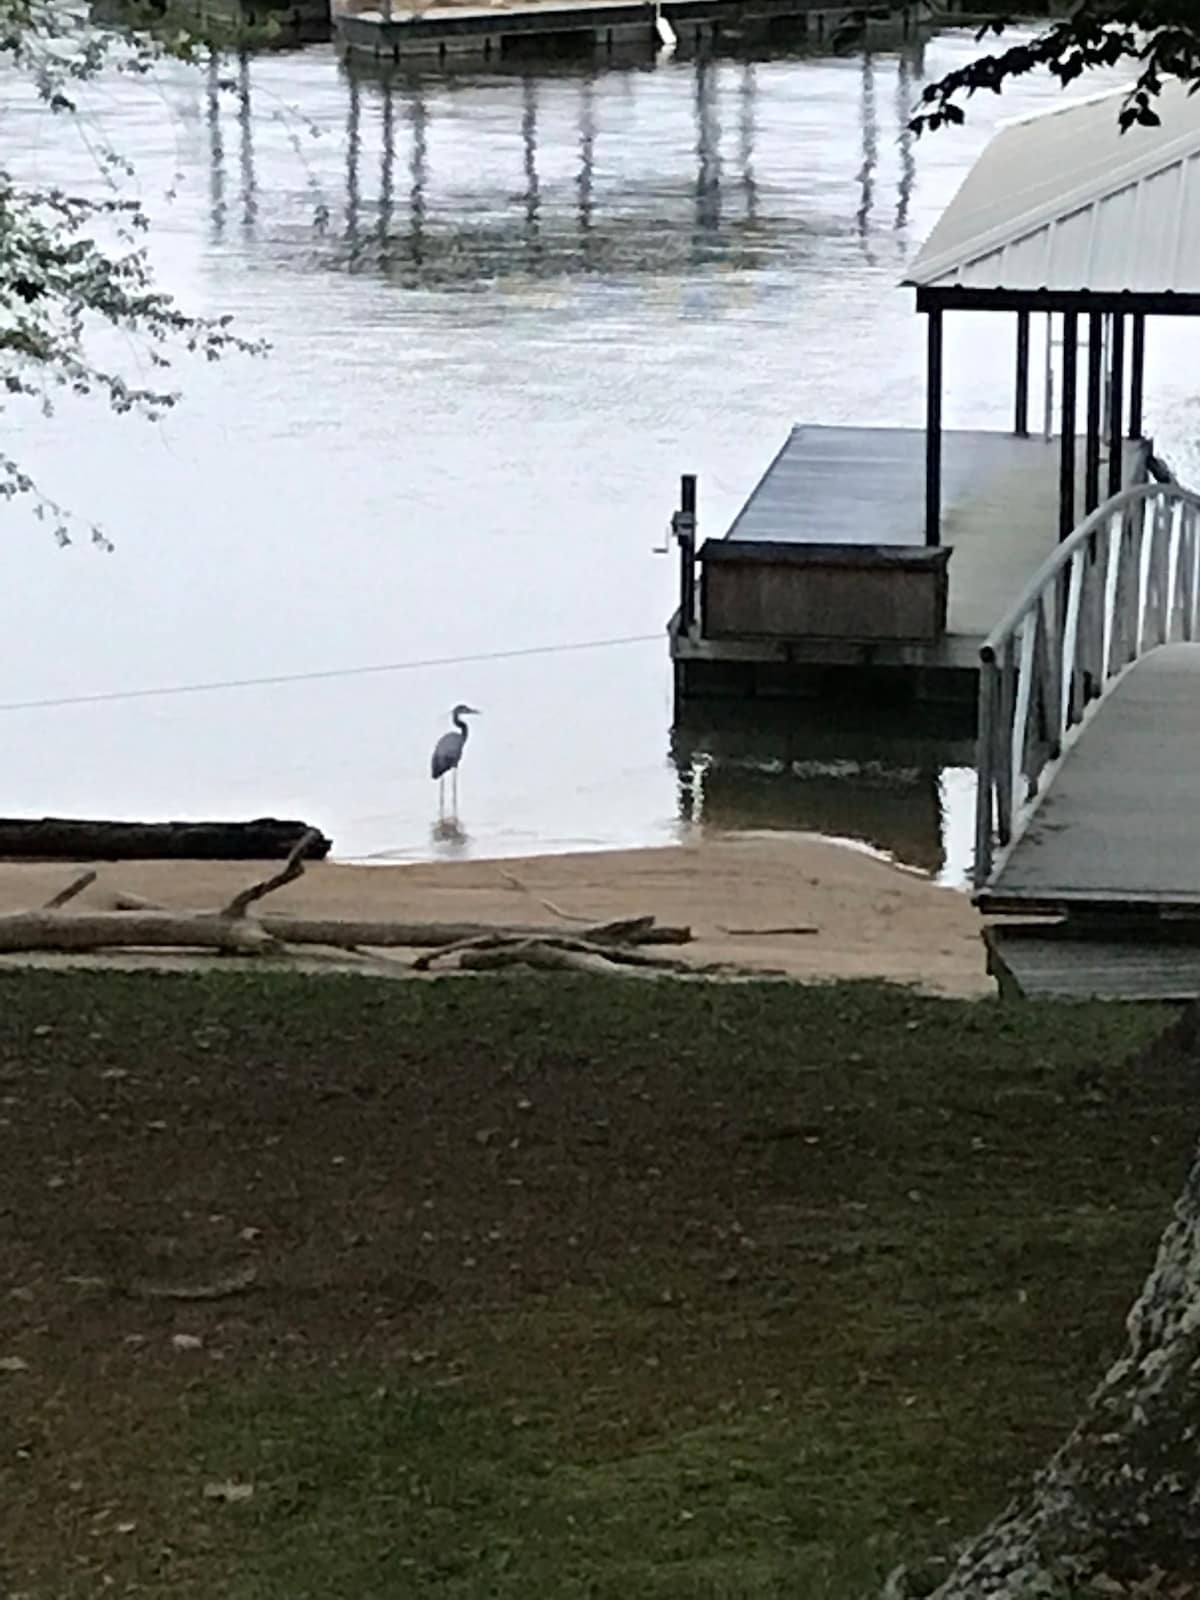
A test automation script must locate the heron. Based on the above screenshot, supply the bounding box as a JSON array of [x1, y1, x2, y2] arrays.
[[431, 704, 480, 817]]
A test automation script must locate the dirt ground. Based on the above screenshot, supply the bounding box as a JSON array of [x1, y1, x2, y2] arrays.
[[0, 833, 989, 995]]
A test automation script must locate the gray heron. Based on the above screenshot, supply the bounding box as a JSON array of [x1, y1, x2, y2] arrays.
[[431, 704, 480, 816]]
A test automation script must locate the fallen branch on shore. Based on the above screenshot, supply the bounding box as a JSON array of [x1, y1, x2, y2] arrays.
[[0, 838, 705, 975]]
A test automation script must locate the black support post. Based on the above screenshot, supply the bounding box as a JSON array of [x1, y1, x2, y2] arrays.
[[1085, 311, 1103, 513], [925, 306, 943, 548], [1130, 313, 1146, 440], [1108, 314, 1126, 498], [1059, 310, 1078, 541], [674, 474, 697, 633], [1014, 309, 1031, 437]]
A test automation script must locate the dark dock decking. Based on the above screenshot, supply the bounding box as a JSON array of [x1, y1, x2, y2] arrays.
[[983, 924, 1200, 1004], [670, 425, 1149, 710]]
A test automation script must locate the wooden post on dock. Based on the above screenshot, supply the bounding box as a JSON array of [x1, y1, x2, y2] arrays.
[[673, 474, 697, 634], [925, 307, 943, 547], [1014, 310, 1030, 437], [1085, 310, 1103, 513], [1059, 310, 1078, 540], [1108, 314, 1126, 497], [1130, 313, 1146, 440]]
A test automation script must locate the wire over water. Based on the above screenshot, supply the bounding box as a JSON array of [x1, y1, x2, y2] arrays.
[[0, 633, 663, 715]]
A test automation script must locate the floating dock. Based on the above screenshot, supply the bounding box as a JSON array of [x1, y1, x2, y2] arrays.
[[669, 424, 1149, 717]]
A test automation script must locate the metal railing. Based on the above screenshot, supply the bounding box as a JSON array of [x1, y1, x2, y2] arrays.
[[974, 475, 1200, 891]]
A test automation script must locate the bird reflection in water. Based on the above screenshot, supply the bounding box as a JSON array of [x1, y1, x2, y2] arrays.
[[431, 817, 470, 856]]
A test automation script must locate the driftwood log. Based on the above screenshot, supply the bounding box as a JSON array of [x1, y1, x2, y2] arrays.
[[0, 913, 690, 958], [0, 816, 331, 862], [0, 836, 695, 972]]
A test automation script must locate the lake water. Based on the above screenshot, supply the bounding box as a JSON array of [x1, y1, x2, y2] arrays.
[[1, 33, 1196, 881]]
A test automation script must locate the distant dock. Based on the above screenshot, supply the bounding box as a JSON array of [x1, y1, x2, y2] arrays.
[[333, 0, 955, 65]]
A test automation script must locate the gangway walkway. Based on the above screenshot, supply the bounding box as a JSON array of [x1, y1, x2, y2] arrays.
[[973, 477, 1200, 997]]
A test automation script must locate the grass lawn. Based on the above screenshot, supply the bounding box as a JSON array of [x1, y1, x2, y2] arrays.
[[0, 970, 1193, 1599]]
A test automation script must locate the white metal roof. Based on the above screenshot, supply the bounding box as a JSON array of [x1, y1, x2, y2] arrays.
[[904, 80, 1200, 295]]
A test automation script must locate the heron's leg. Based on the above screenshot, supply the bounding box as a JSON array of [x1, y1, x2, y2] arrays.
[[451, 766, 459, 817], [438, 776, 445, 818]]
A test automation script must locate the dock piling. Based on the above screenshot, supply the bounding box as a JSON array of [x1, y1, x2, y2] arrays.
[[1014, 309, 1030, 437], [924, 307, 943, 547], [1085, 311, 1103, 513], [1130, 314, 1146, 440], [1109, 315, 1126, 497], [1059, 311, 1078, 539], [673, 474, 698, 634]]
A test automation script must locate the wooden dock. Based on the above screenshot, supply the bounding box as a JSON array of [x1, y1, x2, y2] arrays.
[[333, 0, 939, 64], [984, 922, 1200, 1004], [670, 425, 1149, 713]]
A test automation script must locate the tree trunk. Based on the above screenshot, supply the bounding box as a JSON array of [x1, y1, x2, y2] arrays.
[[894, 1016, 1200, 1600]]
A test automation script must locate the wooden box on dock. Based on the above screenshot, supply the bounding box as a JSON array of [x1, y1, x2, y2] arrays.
[[699, 541, 951, 643]]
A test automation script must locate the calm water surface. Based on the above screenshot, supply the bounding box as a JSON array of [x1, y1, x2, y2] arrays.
[[2, 36, 1197, 879]]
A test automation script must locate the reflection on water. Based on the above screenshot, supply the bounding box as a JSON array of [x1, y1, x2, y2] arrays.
[[206, 51, 225, 235], [693, 58, 721, 250], [378, 72, 395, 269], [856, 51, 876, 248], [895, 51, 916, 232], [578, 72, 596, 243], [431, 817, 471, 856], [672, 707, 977, 885], [409, 82, 429, 264], [238, 52, 258, 229], [275, 49, 844, 288], [737, 63, 756, 221], [345, 68, 362, 254], [523, 76, 541, 252]]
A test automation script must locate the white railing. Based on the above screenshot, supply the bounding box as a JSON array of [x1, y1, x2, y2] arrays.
[[974, 475, 1200, 891]]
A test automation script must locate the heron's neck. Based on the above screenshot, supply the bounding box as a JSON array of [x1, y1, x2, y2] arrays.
[[453, 712, 469, 738]]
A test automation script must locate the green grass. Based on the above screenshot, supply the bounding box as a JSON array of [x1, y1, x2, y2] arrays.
[[0, 971, 1191, 1599]]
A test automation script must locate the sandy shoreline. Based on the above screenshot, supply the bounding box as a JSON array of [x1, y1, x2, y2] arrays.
[[0, 833, 990, 995]]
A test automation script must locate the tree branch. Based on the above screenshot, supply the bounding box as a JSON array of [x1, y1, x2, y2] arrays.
[[219, 827, 322, 920]]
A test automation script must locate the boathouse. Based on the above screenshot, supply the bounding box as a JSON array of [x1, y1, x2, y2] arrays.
[[670, 79, 1200, 716]]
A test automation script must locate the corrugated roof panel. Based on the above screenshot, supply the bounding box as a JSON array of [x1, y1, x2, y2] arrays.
[[905, 80, 1200, 294], [1136, 163, 1184, 289], [1177, 156, 1200, 288], [1048, 206, 1099, 288], [1089, 185, 1138, 290], [1006, 230, 1056, 290], [956, 230, 1042, 290]]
